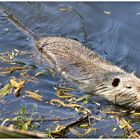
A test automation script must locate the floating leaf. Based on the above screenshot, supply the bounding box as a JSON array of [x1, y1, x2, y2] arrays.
[[51, 125, 66, 137], [8, 51, 15, 60], [76, 95, 91, 102], [75, 107, 91, 115], [50, 99, 80, 108], [0, 83, 12, 97], [20, 72, 39, 83], [0, 66, 29, 75], [93, 101, 100, 106], [84, 127, 92, 136], [117, 117, 140, 138], [56, 87, 75, 99], [92, 128, 97, 132], [35, 71, 46, 77], [25, 90, 43, 101], [82, 98, 88, 105], [50, 115, 89, 138], [45, 67, 55, 77], [112, 127, 117, 132], [0, 49, 20, 63], [69, 127, 83, 137], [0, 55, 12, 63], [80, 124, 89, 129], [10, 78, 25, 95]]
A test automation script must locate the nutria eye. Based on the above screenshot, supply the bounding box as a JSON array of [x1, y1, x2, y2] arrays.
[[112, 78, 120, 87]]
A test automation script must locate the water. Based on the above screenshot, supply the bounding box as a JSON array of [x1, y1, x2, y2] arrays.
[[0, 2, 140, 138]]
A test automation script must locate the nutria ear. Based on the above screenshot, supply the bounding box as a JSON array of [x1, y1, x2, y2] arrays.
[[112, 78, 120, 87]]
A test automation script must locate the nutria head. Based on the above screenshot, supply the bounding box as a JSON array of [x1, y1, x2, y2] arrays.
[[91, 72, 140, 109]]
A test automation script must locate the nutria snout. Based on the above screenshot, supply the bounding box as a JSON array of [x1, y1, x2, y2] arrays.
[[35, 37, 140, 109]]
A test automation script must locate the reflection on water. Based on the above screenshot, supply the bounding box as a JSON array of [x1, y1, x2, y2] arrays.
[[0, 2, 140, 138]]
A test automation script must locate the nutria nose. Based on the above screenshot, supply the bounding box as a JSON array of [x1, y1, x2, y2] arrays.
[[38, 47, 44, 53]]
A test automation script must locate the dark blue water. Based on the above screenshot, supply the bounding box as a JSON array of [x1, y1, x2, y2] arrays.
[[0, 2, 140, 138]]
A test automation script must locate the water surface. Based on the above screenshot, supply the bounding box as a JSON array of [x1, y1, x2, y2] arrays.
[[0, 2, 140, 138]]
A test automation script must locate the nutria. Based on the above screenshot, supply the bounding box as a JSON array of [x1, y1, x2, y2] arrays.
[[2, 7, 140, 109], [35, 37, 140, 109]]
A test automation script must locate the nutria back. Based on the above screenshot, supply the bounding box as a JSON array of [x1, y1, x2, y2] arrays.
[[35, 37, 140, 109]]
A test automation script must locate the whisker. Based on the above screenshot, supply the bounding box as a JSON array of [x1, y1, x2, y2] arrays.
[[129, 100, 140, 109], [94, 86, 109, 93]]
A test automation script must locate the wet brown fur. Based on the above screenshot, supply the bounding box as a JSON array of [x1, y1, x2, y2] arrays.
[[35, 37, 140, 109]]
